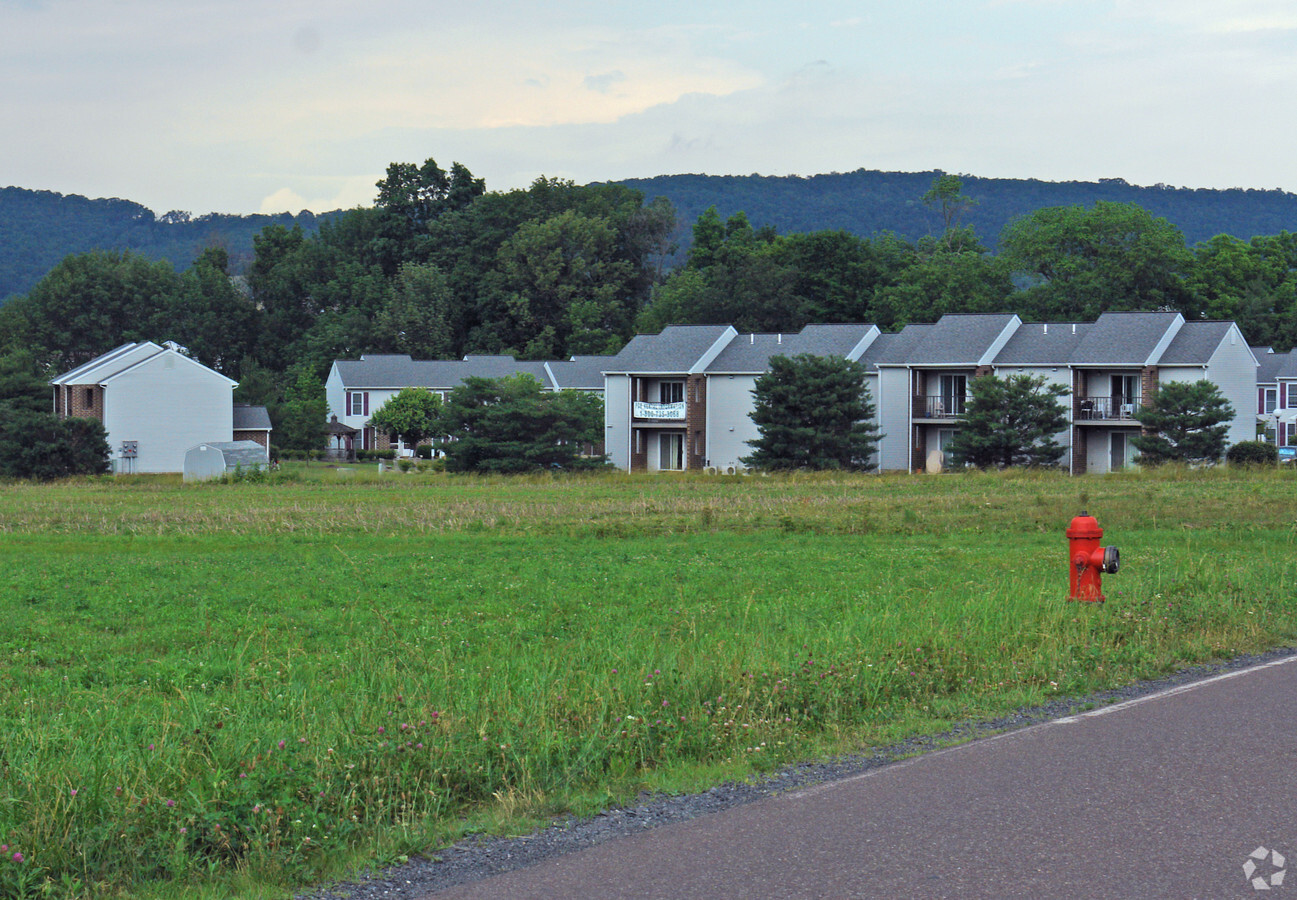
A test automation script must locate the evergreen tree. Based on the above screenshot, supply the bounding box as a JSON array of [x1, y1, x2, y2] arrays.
[[742, 354, 881, 471], [946, 373, 1069, 469], [438, 374, 605, 473], [1132, 380, 1234, 464]]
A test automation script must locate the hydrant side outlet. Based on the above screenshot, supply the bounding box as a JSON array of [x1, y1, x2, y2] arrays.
[[1066, 512, 1118, 602]]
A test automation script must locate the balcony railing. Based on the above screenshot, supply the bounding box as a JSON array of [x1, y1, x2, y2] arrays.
[[915, 395, 966, 418], [633, 400, 686, 420], [1075, 396, 1142, 420]]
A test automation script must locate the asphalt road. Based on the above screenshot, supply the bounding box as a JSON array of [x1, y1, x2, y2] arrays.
[[430, 653, 1297, 900]]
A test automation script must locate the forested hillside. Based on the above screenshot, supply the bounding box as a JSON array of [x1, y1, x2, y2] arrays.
[[614, 170, 1297, 259], [0, 187, 332, 300], [7, 169, 1297, 301]]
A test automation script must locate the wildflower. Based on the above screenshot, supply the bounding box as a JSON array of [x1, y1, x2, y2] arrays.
[[278, 740, 286, 750], [611, 669, 617, 674], [148, 744, 155, 751], [70, 788, 78, 797], [662, 700, 669, 707], [299, 737, 307, 744], [12, 852, 22, 863], [179, 827, 187, 834], [377, 726, 385, 735], [166, 799, 176, 808]]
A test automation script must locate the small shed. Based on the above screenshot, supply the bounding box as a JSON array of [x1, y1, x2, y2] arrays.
[[184, 441, 270, 482]]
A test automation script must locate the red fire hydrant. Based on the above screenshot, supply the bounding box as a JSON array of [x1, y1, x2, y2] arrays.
[[1067, 511, 1119, 602]]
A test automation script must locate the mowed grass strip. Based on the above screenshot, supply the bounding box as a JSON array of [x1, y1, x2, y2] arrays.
[[0, 468, 1294, 898]]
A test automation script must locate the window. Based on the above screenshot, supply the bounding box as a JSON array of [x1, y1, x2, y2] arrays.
[[660, 381, 684, 404], [937, 429, 957, 467], [348, 392, 367, 416], [83, 387, 94, 406], [1263, 388, 1277, 414]]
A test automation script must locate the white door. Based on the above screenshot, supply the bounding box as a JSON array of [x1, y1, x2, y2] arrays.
[[660, 433, 684, 470]]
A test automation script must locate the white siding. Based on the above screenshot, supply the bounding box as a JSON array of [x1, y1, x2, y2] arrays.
[[995, 364, 1074, 469], [877, 367, 912, 472], [1201, 327, 1260, 450], [103, 354, 233, 473], [604, 375, 631, 470], [705, 375, 759, 471]]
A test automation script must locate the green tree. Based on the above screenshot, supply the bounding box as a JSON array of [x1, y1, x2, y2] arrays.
[[0, 250, 181, 370], [945, 374, 1069, 469], [922, 174, 976, 249], [438, 375, 605, 473], [368, 387, 443, 449], [1132, 379, 1235, 464], [274, 368, 328, 452], [742, 354, 882, 471], [374, 263, 457, 359], [495, 209, 636, 357], [999, 201, 1193, 321], [0, 349, 52, 415], [172, 247, 260, 374], [0, 406, 109, 480]]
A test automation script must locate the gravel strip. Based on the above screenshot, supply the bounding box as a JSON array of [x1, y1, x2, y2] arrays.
[[297, 647, 1297, 900]]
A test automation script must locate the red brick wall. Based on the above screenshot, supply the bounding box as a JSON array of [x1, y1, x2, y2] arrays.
[[67, 384, 103, 421], [686, 374, 707, 470]]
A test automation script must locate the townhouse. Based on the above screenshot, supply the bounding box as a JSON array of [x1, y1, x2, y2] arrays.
[[325, 353, 607, 454], [50, 341, 270, 473], [1254, 346, 1297, 452], [600, 312, 1258, 474]]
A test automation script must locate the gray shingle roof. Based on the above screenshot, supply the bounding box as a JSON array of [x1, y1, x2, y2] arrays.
[[871, 324, 936, 367], [232, 403, 272, 430], [1069, 311, 1182, 366], [1254, 348, 1284, 384], [1158, 321, 1233, 365], [994, 323, 1092, 365], [333, 355, 552, 390], [1276, 351, 1297, 381], [705, 333, 802, 373], [905, 314, 1019, 365], [602, 325, 734, 374], [545, 356, 611, 390]]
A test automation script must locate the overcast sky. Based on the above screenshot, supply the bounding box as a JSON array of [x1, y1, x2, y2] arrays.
[[5, 0, 1297, 216]]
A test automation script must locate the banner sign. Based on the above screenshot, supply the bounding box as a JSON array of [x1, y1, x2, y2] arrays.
[[634, 401, 686, 420]]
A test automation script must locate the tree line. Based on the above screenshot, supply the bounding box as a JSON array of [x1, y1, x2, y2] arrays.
[[3, 164, 1297, 464]]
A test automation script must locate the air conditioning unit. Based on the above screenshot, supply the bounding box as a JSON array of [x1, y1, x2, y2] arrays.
[[725, 465, 736, 475], [704, 466, 717, 475]]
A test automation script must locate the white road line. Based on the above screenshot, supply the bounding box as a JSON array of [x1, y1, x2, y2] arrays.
[[786, 653, 1297, 801]]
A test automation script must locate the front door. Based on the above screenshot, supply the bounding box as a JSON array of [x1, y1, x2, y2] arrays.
[[1110, 432, 1137, 471]]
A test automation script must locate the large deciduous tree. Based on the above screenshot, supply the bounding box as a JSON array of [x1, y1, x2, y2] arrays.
[[743, 354, 881, 471], [945, 373, 1069, 469], [1132, 380, 1234, 464], [368, 387, 443, 450], [999, 201, 1193, 321], [438, 374, 605, 473]]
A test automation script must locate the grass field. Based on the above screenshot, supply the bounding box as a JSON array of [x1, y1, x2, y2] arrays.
[[1, 465, 1295, 898]]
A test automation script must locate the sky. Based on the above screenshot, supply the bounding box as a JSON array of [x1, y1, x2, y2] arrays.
[[5, 0, 1297, 216]]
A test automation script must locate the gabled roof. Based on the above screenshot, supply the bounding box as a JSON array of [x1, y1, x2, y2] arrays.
[[232, 403, 272, 431], [51, 342, 162, 384], [704, 324, 879, 373], [332, 354, 552, 390], [994, 323, 1092, 365], [1069, 311, 1183, 366], [50, 341, 237, 388], [544, 356, 611, 390], [1158, 321, 1238, 366], [602, 325, 736, 374], [905, 314, 1021, 366]]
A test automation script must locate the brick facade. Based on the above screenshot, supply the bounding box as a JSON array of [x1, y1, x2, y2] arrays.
[[65, 384, 104, 421], [686, 374, 707, 471]]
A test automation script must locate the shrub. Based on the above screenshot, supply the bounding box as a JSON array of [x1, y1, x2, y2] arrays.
[[1226, 441, 1278, 466], [415, 445, 434, 459]]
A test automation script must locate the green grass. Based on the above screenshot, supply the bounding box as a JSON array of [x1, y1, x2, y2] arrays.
[[1, 466, 1295, 897]]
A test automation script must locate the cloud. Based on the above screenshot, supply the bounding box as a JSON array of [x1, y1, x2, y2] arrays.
[[584, 70, 628, 93]]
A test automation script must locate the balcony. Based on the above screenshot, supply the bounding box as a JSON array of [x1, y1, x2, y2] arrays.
[[1075, 396, 1142, 421], [914, 395, 966, 419], [633, 400, 686, 421]]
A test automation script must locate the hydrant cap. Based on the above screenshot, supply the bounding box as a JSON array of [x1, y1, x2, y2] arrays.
[[1066, 513, 1103, 539]]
